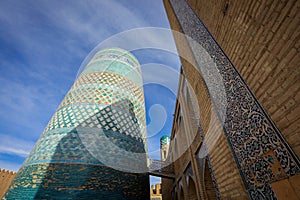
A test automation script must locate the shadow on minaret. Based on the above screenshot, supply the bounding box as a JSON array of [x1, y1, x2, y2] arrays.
[[33, 98, 149, 200]]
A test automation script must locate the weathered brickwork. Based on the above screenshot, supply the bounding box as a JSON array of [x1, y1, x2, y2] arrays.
[[0, 169, 16, 199], [162, 0, 248, 199], [205, 107, 248, 199], [162, 0, 300, 199], [187, 0, 300, 158], [271, 173, 300, 199], [161, 178, 173, 200]]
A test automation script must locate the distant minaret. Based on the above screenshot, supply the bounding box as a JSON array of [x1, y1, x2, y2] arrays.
[[160, 135, 170, 161]]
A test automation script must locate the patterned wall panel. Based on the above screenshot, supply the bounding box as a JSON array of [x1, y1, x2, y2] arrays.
[[168, 0, 300, 199], [4, 48, 149, 200]]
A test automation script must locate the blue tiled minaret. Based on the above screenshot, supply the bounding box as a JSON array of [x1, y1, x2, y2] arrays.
[[4, 48, 149, 200]]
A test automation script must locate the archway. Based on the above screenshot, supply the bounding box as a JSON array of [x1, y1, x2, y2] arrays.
[[187, 176, 197, 200], [204, 160, 217, 199], [174, 191, 178, 200], [178, 187, 184, 200]]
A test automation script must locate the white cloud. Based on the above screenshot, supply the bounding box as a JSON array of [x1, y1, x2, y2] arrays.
[[0, 1, 180, 176], [0, 78, 37, 112], [35, 0, 150, 45], [0, 134, 34, 157], [0, 76, 58, 134]]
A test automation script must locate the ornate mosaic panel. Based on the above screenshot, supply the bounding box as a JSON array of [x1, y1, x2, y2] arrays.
[[4, 48, 149, 200], [169, 0, 300, 199]]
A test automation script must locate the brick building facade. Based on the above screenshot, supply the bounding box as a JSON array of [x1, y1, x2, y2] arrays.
[[0, 169, 16, 199], [162, 0, 300, 199]]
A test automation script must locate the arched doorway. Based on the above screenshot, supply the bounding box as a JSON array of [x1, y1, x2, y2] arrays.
[[173, 190, 178, 200], [204, 160, 217, 199], [178, 187, 184, 200], [187, 176, 197, 200]]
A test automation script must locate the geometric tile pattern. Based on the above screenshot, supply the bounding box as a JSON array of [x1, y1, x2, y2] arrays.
[[5, 163, 149, 200], [81, 48, 143, 87], [170, 0, 300, 199], [4, 48, 149, 200], [56, 72, 145, 125]]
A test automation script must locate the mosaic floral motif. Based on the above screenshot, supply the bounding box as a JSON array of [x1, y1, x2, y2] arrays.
[[4, 48, 149, 199], [170, 0, 300, 199], [249, 183, 277, 200], [249, 156, 276, 185]]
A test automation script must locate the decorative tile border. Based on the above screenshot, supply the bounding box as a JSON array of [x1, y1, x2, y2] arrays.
[[169, 0, 300, 198]]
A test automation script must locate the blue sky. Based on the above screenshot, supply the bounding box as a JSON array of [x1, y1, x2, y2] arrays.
[[0, 0, 181, 185]]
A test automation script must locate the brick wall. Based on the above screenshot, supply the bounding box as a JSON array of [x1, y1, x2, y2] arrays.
[[163, 0, 299, 199], [187, 0, 300, 158], [163, 0, 248, 198], [205, 107, 248, 199], [0, 169, 16, 198]]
